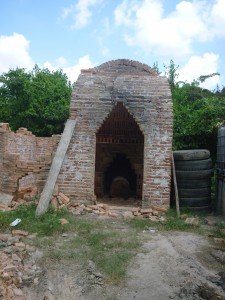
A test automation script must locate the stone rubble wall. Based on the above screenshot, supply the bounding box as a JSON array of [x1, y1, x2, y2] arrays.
[[0, 123, 60, 199]]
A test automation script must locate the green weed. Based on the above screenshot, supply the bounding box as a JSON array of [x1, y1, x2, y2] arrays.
[[211, 222, 225, 239], [0, 204, 70, 235]]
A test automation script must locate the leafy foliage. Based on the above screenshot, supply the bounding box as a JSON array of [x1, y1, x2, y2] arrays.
[[0, 65, 72, 136], [164, 60, 225, 159], [164, 59, 179, 89]]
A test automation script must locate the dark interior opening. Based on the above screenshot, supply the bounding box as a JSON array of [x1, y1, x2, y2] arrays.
[[104, 153, 137, 199], [94, 102, 144, 203]]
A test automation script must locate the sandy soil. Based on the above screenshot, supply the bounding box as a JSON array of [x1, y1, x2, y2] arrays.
[[23, 228, 225, 300]]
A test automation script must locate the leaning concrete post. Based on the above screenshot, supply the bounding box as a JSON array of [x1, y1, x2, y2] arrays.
[[36, 119, 76, 216]]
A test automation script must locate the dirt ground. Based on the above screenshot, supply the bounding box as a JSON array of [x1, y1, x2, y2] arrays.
[[22, 219, 225, 300]]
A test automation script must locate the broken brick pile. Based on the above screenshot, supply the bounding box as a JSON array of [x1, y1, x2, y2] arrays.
[[0, 188, 167, 221], [51, 190, 167, 221], [0, 230, 42, 300], [0, 196, 36, 212]]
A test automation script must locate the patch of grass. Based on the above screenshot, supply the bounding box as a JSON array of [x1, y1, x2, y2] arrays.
[[128, 218, 151, 230], [86, 231, 140, 282], [158, 215, 192, 231], [32, 217, 141, 284], [68, 217, 93, 235], [211, 222, 225, 239], [0, 204, 70, 236], [97, 250, 131, 281]]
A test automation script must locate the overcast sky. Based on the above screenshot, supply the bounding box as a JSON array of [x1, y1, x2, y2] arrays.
[[1, 0, 225, 90]]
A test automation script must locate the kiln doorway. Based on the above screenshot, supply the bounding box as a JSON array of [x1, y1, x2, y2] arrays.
[[94, 102, 144, 203], [104, 153, 136, 199]]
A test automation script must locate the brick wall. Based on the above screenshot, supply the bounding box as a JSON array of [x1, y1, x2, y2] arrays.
[[0, 124, 60, 199], [57, 59, 173, 209]]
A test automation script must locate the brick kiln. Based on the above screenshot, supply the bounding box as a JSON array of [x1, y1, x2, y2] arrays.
[[56, 59, 173, 209]]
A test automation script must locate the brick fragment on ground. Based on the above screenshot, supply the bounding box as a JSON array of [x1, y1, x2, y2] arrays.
[[108, 211, 119, 218], [84, 207, 93, 213], [0, 204, 11, 211], [184, 217, 199, 226], [122, 211, 134, 219], [58, 192, 70, 204], [132, 207, 140, 213], [12, 230, 28, 237], [213, 237, 225, 244], [152, 206, 167, 213], [0, 233, 42, 300], [140, 208, 153, 214], [60, 218, 69, 225]]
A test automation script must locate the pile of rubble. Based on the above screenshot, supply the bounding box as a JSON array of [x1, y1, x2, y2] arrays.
[[50, 191, 167, 221], [0, 191, 36, 212], [0, 230, 42, 299], [0, 188, 167, 221]]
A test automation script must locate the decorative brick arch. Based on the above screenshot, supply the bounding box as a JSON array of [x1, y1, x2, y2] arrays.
[[57, 59, 173, 209]]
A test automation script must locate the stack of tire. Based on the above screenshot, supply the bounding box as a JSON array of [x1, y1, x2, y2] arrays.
[[172, 149, 213, 212], [216, 127, 225, 214]]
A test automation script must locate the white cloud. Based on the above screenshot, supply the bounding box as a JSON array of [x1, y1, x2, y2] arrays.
[[114, 0, 225, 58], [0, 33, 34, 74], [44, 55, 94, 84], [178, 53, 220, 90], [97, 36, 111, 57], [101, 46, 110, 56], [64, 55, 94, 83], [211, 0, 225, 37], [0, 33, 94, 84], [55, 56, 68, 67], [114, 0, 141, 27], [62, 0, 101, 29]]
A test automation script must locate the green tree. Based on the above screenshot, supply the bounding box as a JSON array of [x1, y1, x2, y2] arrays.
[[164, 59, 179, 90], [153, 61, 159, 73], [0, 66, 72, 136], [171, 76, 224, 159], [0, 68, 32, 127], [163, 60, 224, 159]]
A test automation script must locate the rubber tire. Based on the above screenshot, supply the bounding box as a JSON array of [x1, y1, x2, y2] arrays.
[[178, 187, 211, 198], [174, 158, 212, 171], [179, 197, 211, 207], [176, 178, 211, 188], [173, 149, 210, 161], [183, 206, 212, 213], [176, 169, 213, 180], [170, 202, 212, 213]]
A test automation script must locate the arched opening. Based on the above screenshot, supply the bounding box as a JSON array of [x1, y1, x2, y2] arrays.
[[104, 153, 137, 199], [94, 102, 144, 204]]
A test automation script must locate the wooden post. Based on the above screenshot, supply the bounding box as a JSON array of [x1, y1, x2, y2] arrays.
[[172, 153, 180, 218], [35, 119, 76, 216]]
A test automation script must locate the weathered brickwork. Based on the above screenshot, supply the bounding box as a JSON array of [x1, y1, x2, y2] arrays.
[[57, 59, 173, 208], [0, 124, 60, 199]]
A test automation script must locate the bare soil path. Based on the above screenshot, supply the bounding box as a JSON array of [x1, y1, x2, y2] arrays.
[[23, 227, 225, 300]]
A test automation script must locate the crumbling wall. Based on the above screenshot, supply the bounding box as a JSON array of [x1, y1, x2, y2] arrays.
[[0, 123, 60, 199]]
